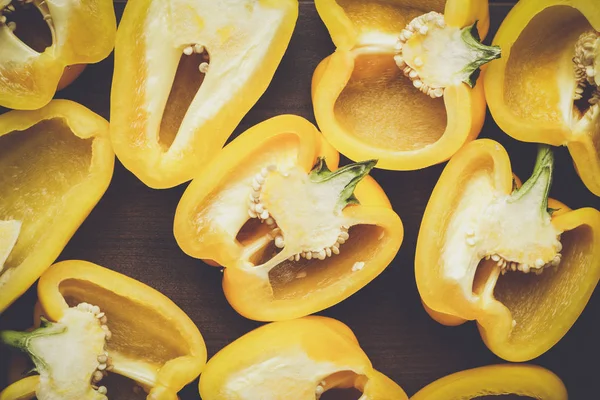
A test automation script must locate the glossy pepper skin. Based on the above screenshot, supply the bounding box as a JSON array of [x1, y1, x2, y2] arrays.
[[311, 0, 493, 171], [174, 115, 403, 321], [110, 0, 298, 189], [200, 316, 407, 400], [0, 0, 116, 110], [485, 0, 600, 196], [0, 100, 114, 314], [416, 139, 600, 362], [0, 260, 207, 400], [411, 364, 567, 400]]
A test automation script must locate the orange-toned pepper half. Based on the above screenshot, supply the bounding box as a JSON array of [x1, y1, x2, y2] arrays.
[[312, 0, 500, 170], [0, 260, 207, 400], [0, 100, 114, 313], [174, 115, 403, 321], [411, 364, 567, 400], [416, 139, 600, 362], [0, 0, 116, 110], [110, 0, 299, 189], [485, 0, 600, 196], [200, 316, 407, 400]]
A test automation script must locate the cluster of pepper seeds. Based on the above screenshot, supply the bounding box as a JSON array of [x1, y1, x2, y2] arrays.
[[247, 165, 350, 262], [75, 302, 113, 397], [394, 11, 446, 99], [182, 43, 209, 74], [464, 230, 563, 275], [573, 30, 600, 111]]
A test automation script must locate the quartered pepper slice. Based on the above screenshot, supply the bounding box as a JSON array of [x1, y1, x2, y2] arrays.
[[416, 139, 600, 362], [311, 0, 500, 170], [199, 316, 407, 400], [0, 100, 114, 313], [485, 0, 600, 196], [174, 115, 403, 321], [411, 364, 567, 400], [0, 260, 207, 400], [0, 0, 116, 110], [110, 0, 298, 189]]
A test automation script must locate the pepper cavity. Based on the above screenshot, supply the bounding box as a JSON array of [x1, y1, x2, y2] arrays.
[[394, 11, 501, 97], [0, 303, 112, 400], [573, 30, 600, 119], [245, 158, 376, 266], [0, 0, 55, 52], [182, 42, 210, 74]]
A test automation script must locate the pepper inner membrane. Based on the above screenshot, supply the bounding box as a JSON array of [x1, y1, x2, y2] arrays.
[[59, 279, 189, 368], [2, 0, 53, 53], [0, 119, 92, 285], [158, 47, 210, 151]]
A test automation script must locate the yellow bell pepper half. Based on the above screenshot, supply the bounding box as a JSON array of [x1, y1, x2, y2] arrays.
[[110, 0, 299, 189], [312, 0, 499, 170], [0, 100, 114, 313], [0, 0, 116, 110], [0, 260, 207, 400], [485, 0, 600, 196], [200, 316, 407, 400], [174, 115, 403, 321]]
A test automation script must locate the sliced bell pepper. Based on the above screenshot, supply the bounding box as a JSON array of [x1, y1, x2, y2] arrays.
[[411, 364, 567, 400], [199, 316, 407, 400], [311, 0, 500, 171], [485, 0, 600, 196], [0, 260, 207, 400], [110, 0, 299, 189], [0, 0, 116, 110], [416, 139, 600, 362], [0, 100, 114, 313], [174, 115, 403, 321]]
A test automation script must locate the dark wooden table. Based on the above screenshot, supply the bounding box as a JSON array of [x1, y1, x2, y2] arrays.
[[2, 1, 599, 399]]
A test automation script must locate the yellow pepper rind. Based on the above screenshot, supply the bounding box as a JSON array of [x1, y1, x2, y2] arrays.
[[410, 364, 567, 400], [0, 100, 114, 313]]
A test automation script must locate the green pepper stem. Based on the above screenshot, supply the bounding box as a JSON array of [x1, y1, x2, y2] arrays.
[[509, 145, 554, 216], [460, 21, 502, 87], [309, 158, 378, 212]]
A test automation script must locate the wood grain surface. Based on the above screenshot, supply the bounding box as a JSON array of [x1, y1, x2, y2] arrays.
[[2, 1, 598, 399]]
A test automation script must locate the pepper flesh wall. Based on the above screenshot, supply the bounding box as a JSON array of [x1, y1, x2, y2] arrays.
[[174, 115, 403, 321], [416, 139, 600, 362]]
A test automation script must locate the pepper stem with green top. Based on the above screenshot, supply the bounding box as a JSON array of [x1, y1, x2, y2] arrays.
[[309, 158, 378, 212], [509, 145, 554, 217], [460, 22, 502, 87]]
